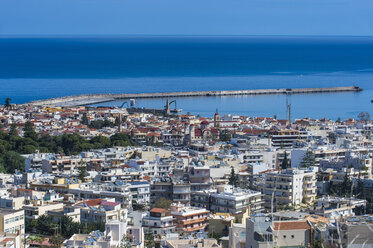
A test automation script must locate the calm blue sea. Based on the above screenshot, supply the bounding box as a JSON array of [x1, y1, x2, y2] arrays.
[[0, 36, 373, 119]]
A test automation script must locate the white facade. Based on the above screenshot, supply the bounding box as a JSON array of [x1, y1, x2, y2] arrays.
[[263, 168, 317, 208]]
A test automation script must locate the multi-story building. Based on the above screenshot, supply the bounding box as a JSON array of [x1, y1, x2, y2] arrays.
[[0, 197, 24, 210], [172, 182, 191, 205], [24, 152, 54, 171], [24, 202, 64, 220], [292, 147, 372, 167], [29, 178, 80, 194], [41, 156, 84, 174], [150, 180, 173, 204], [62, 220, 128, 248], [171, 203, 209, 233], [128, 181, 150, 205], [187, 166, 212, 192], [270, 130, 307, 148], [263, 168, 317, 209], [209, 187, 264, 215], [245, 217, 312, 248], [79, 199, 128, 223], [0, 209, 25, 234], [142, 208, 175, 237], [47, 205, 81, 223], [69, 183, 132, 207]]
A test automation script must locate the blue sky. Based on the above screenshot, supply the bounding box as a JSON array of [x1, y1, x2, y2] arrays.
[[1, 0, 372, 36]]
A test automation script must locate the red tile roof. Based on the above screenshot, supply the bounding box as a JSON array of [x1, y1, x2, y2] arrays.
[[150, 208, 169, 214], [273, 220, 311, 231], [101, 201, 120, 206], [84, 198, 102, 207]]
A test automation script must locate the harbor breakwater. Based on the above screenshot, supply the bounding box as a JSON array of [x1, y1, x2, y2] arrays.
[[29, 86, 362, 107]]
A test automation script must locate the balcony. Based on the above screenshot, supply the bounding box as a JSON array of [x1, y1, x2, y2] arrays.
[[180, 217, 207, 225], [276, 195, 291, 200], [182, 224, 207, 232], [275, 187, 292, 192], [143, 224, 176, 229], [275, 181, 292, 185]]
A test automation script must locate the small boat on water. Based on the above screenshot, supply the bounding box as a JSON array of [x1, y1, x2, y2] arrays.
[[170, 109, 183, 113]]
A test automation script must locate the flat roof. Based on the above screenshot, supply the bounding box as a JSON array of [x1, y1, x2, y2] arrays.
[[0, 208, 23, 216]]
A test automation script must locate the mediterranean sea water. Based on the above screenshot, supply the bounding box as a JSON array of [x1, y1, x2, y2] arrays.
[[0, 36, 373, 119]]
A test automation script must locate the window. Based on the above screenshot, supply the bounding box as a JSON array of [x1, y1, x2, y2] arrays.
[[291, 235, 294, 239], [283, 235, 286, 239]]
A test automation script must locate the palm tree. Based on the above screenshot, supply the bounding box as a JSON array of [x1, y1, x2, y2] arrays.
[[4, 98, 11, 109]]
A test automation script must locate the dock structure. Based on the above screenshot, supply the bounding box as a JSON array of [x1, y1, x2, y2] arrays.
[[29, 86, 362, 107]]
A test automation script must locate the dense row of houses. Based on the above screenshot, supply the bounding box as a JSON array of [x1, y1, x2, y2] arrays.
[[0, 104, 373, 247]]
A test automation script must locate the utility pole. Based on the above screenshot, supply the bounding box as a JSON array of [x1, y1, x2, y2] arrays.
[[286, 98, 292, 124]]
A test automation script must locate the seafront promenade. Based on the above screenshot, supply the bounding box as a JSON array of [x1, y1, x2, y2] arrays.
[[29, 86, 362, 107]]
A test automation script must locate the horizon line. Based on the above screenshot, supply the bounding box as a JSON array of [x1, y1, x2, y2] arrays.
[[1, 34, 373, 39]]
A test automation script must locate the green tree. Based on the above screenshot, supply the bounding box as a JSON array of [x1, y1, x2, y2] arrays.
[[78, 166, 87, 182], [281, 151, 289, 170], [229, 167, 238, 187], [24, 121, 38, 141], [144, 229, 155, 248], [340, 171, 352, 197], [219, 130, 231, 142], [110, 133, 133, 147], [60, 216, 80, 238], [154, 197, 172, 209], [300, 149, 315, 168], [90, 136, 111, 149], [9, 124, 17, 136], [81, 113, 89, 125], [1, 151, 25, 173], [25, 218, 38, 233], [4, 98, 11, 109], [89, 119, 116, 129], [36, 215, 54, 235]]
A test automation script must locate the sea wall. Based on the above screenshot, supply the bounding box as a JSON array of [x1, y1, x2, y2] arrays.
[[28, 86, 362, 107]]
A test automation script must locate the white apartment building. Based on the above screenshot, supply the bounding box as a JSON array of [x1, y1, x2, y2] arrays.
[[292, 147, 372, 167], [210, 187, 264, 215], [0, 209, 25, 234], [128, 159, 157, 177], [142, 208, 175, 237], [69, 183, 132, 207], [24, 202, 64, 220], [245, 217, 312, 248], [263, 168, 317, 209], [128, 182, 150, 204], [0, 197, 24, 210], [80, 201, 128, 223], [62, 220, 129, 248], [270, 130, 308, 148]]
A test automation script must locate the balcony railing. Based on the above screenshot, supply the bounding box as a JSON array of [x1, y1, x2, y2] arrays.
[[180, 217, 207, 225]]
